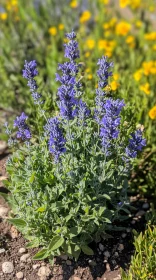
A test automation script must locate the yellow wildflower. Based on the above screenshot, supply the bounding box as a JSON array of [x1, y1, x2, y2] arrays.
[[139, 83, 150, 95], [144, 32, 156, 41], [116, 21, 131, 36], [86, 68, 91, 73], [70, 0, 78, 8], [152, 44, 156, 51], [85, 51, 90, 58], [149, 106, 156, 119], [142, 61, 154, 76], [0, 13, 8, 20], [113, 73, 119, 81], [133, 69, 142, 81], [119, 0, 129, 8], [130, 0, 141, 9], [98, 39, 116, 52], [126, 35, 135, 48], [80, 10, 91, 23], [135, 20, 142, 28], [105, 51, 112, 58], [103, 23, 110, 30], [109, 17, 117, 27], [48, 27, 57, 36], [87, 74, 93, 80], [104, 31, 111, 37], [86, 39, 95, 50], [99, 0, 109, 4], [58, 24, 64, 30], [110, 81, 119, 91]]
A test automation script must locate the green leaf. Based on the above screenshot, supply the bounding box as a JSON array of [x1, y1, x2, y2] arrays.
[[36, 206, 46, 212], [8, 218, 27, 228], [81, 245, 94, 255], [49, 236, 64, 251], [32, 248, 49, 260], [103, 194, 111, 200], [29, 172, 35, 183], [26, 239, 39, 249]]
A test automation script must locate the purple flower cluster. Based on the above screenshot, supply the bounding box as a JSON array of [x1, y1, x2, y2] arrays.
[[56, 31, 89, 121], [95, 56, 113, 123], [23, 60, 42, 104], [14, 112, 31, 141], [126, 129, 146, 158], [44, 117, 66, 162], [100, 99, 125, 151]]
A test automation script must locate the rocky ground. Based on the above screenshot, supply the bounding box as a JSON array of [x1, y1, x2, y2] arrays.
[[0, 142, 150, 280]]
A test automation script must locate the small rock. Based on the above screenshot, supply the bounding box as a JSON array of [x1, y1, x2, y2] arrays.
[[104, 251, 110, 258], [121, 233, 127, 238], [114, 275, 121, 280], [135, 210, 145, 217], [142, 203, 149, 210], [16, 271, 24, 279], [33, 264, 41, 270], [20, 253, 30, 262], [126, 228, 131, 232], [114, 252, 119, 257], [0, 141, 7, 153], [66, 260, 72, 266], [118, 244, 124, 251], [88, 260, 96, 266], [72, 277, 81, 280], [2, 261, 14, 274], [103, 259, 107, 263], [18, 248, 26, 254], [0, 206, 9, 218], [10, 226, 18, 239], [60, 254, 68, 261], [0, 248, 5, 254], [106, 263, 110, 271], [27, 258, 31, 263], [37, 266, 51, 277], [99, 243, 104, 251], [131, 220, 135, 225]]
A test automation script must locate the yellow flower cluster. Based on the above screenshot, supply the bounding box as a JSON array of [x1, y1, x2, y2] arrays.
[[126, 35, 135, 48], [98, 39, 116, 57], [48, 24, 64, 36], [115, 21, 131, 36], [70, 0, 78, 8], [80, 10, 91, 23], [0, 13, 8, 20], [120, 0, 141, 9], [139, 83, 150, 95], [149, 106, 156, 119], [144, 32, 156, 41], [134, 61, 156, 81], [86, 39, 95, 50], [6, 0, 18, 11], [110, 73, 120, 91]]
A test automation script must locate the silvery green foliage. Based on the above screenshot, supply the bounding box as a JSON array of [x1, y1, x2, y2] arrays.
[[4, 32, 146, 261]]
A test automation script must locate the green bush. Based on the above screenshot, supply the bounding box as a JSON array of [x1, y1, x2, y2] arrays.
[[121, 225, 156, 280]]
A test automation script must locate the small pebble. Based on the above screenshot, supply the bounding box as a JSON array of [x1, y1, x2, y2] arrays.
[[135, 210, 145, 217], [104, 251, 110, 258], [106, 263, 110, 271], [20, 253, 30, 262], [0, 206, 9, 218], [16, 271, 24, 279], [118, 244, 124, 251], [60, 254, 68, 261], [142, 203, 149, 210], [121, 233, 127, 238], [18, 248, 26, 254], [88, 260, 96, 266], [99, 243, 104, 251], [114, 252, 119, 257], [33, 264, 40, 270], [2, 261, 14, 274], [66, 260, 72, 265], [0, 248, 5, 254], [131, 220, 135, 225], [37, 266, 51, 277]]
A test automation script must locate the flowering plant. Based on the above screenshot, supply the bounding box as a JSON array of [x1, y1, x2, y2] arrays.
[[4, 31, 146, 261]]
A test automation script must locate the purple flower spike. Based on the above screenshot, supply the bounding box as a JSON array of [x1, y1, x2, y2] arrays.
[[44, 117, 66, 162], [14, 112, 31, 141], [125, 129, 146, 158], [100, 99, 125, 152], [22, 60, 43, 104]]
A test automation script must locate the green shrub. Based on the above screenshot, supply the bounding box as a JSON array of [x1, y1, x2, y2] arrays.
[[121, 225, 156, 280]]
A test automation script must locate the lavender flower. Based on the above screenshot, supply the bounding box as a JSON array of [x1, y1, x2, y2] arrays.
[[77, 99, 90, 125], [56, 31, 81, 120], [23, 60, 42, 104], [44, 117, 66, 162], [97, 56, 113, 89], [125, 129, 146, 158], [14, 112, 31, 141], [95, 56, 113, 123], [100, 99, 125, 152]]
